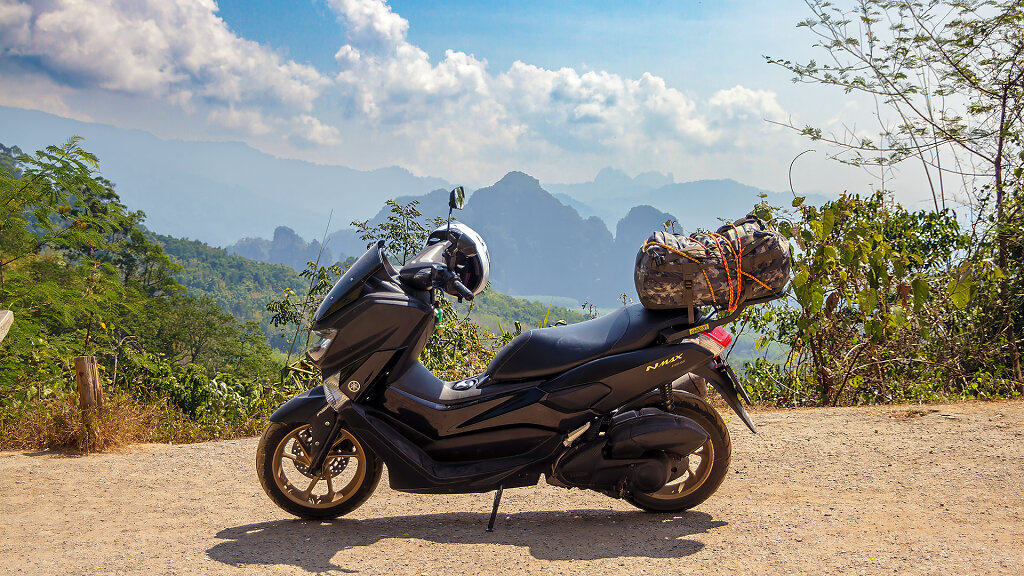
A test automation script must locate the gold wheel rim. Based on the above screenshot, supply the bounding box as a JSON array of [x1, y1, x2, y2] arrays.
[[646, 440, 714, 500], [271, 425, 368, 509]]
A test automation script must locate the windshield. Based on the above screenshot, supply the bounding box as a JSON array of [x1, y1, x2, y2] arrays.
[[313, 241, 387, 322]]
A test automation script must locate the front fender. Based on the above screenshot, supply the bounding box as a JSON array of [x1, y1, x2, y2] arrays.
[[269, 386, 331, 423]]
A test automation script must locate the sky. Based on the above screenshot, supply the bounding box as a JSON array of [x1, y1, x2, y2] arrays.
[[0, 0, 938, 206]]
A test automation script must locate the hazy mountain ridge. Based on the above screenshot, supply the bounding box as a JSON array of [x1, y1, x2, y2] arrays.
[[233, 172, 796, 305], [462, 171, 616, 300], [0, 106, 449, 246], [227, 226, 335, 271], [547, 168, 830, 233], [547, 166, 676, 201], [2, 107, 806, 306], [245, 173, 677, 305], [325, 187, 454, 259]]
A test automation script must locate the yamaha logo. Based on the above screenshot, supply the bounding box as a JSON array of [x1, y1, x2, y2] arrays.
[[347, 380, 361, 393]]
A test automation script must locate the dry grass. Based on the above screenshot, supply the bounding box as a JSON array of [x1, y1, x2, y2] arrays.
[[0, 395, 159, 453], [0, 395, 267, 453]]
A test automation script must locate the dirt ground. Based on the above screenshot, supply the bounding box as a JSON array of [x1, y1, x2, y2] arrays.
[[2, 401, 1023, 576]]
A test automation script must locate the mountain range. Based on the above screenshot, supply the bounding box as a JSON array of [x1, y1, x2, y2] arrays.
[[2, 106, 829, 305], [240, 172, 818, 306], [0, 106, 449, 246]]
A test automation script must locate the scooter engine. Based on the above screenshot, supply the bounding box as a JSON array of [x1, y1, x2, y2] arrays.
[[548, 408, 709, 496]]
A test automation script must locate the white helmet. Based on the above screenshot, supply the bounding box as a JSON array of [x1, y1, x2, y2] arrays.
[[425, 221, 490, 296]]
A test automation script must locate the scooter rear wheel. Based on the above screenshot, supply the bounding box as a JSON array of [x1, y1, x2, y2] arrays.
[[624, 393, 732, 513], [256, 421, 382, 519]]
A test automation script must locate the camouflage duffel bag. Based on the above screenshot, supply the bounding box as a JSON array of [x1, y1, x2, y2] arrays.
[[634, 215, 791, 312]]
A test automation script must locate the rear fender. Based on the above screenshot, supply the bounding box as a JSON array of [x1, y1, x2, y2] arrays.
[[691, 362, 758, 434]]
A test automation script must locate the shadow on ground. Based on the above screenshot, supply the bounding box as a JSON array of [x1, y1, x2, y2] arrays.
[[208, 509, 725, 573]]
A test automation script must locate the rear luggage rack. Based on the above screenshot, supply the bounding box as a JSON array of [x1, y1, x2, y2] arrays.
[[658, 291, 788, 345]]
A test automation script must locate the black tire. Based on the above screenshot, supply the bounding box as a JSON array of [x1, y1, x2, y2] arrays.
[[623, 393, 732, 513], [256, 421, 383, 519]]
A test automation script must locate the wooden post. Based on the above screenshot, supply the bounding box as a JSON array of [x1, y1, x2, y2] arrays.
[[74, 355, 104, 412], [0, 310, 12, 344]]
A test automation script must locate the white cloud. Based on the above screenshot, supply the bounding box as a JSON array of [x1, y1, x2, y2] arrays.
[[207, 106, 272, 136], [709, 85, 786, 121], [497, 64, 715, 149], [329, 0, 490, 125], [292, 114, 341, 146], [0, 0, 330, 130], [0, 1, 32, 45], [705, 85, 789, 149], [326, 0, 407, 50], [320, 0, 788, 180], [0, 0, 802, 186]]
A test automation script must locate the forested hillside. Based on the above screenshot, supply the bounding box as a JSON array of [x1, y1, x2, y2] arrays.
[[152, 233, 309, 349], [156, 230, 585, 348], [0, 139, 286, 451], [225, 226, 337, 272]]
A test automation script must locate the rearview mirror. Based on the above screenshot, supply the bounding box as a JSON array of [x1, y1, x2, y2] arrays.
[[449, 186, 465, 210]]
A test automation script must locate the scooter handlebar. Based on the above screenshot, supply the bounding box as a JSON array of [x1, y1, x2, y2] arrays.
[[450, 278, 475, 301], [399, 259, 474, 300]]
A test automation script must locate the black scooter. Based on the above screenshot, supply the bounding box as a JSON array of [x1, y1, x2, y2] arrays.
[[256, 188, 762, 529]]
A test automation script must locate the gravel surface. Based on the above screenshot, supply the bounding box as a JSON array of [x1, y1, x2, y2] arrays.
[[2, 401, 1023, 575]]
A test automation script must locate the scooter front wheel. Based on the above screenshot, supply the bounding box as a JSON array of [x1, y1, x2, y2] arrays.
[[256, 421, 383, 519]]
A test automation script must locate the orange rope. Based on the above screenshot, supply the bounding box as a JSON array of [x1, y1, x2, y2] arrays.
[[641, 241, 701, 263], [731, 224, 744, 309], [708, 233, 729, 308], [703, 269, 718, 306], [742, 270, 774, 292], [708, 233, 736, 310], [644, 237, 764, 309]]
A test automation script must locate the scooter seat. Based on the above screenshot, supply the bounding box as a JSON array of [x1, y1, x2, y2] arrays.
[[486, 304, 699, 381]]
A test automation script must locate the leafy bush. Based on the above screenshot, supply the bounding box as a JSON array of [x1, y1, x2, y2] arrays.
[[737, 191, 1020, 406], [0, 139, 287, 450]]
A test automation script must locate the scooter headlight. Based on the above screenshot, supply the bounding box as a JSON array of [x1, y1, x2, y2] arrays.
[[322, 371, 347, 411], [308, 329, 336, 362]]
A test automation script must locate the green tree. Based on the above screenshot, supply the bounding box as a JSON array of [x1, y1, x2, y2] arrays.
[[1, 139, 281, 444], [269, 199, 499, 387], [0, 138, 137, 356], [352, 199, 444, 265], [740, 193, 990, 405], [767, 0, 1024, 382]]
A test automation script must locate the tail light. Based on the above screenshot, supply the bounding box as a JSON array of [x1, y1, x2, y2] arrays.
[[696, 326, 732, 356]]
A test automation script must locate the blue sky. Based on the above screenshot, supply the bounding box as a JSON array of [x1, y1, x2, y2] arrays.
[[0, 0, 928, 204], [213, 1, 810, 97]]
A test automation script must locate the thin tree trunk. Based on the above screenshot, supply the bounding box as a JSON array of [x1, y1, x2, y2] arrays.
[[810, 332, 831, 406], [993, 90, 1022, 383]]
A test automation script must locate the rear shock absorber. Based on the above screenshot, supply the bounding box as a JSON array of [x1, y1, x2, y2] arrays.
[[661, 382, 674, 412]]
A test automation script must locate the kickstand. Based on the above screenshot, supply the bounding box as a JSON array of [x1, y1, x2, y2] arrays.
[[485, 486, 503, 532]]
